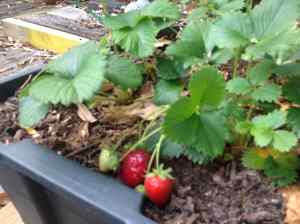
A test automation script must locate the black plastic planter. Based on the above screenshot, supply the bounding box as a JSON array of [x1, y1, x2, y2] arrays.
[[0, 68, 156, 224]]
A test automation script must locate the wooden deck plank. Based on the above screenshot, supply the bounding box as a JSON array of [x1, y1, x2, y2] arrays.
[[0, 186, 8, 204], [2, 18, 88, 54], [0, 203, 24, 224]]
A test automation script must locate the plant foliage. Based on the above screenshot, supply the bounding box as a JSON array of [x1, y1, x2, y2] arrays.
[[18, 0, 300, 186]]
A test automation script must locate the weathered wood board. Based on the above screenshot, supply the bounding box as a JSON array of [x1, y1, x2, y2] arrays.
[[21, 12, 105, 40], [0, 203, 24, 224], [0, 24, 54, 78], [0, 1, 34, 19], [1, 6, 104, 53]]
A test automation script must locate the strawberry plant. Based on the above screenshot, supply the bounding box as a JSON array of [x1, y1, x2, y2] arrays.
[[18, 0, 300, 190]]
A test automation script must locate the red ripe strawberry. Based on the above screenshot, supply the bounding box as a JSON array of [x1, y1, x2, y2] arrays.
[[144, 165, 174, 207], [120, 149, 150, 187]]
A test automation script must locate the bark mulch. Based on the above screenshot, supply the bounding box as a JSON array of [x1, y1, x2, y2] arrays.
[[0, 96, 286, 224], [144, 158, 285, 224]]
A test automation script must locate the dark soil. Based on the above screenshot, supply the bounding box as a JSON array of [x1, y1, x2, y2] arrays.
[[0, 96, 285, 224], [0, 95, 145, 168], [144, 159, 285, 224]]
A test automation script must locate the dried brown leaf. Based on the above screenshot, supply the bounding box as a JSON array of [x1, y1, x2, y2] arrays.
[[77, 103, 97, 123], [280, 185, 300, 224], [127, 102, 161, 121]]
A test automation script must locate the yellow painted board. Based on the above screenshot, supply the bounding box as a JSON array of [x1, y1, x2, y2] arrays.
[[2, 18, 88, 54]]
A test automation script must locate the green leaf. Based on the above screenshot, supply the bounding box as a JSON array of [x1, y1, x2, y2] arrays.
[[103, 10, 142, 30], [287, 108, 300, 136], [221, 100, 246, 121], [250, 126, 273, 147], [290, 48, 300, 61], [235, 121, 252, 135], [214, 0, 300, 59], [264, 156, 298, 187], [160, 140, 184, 159], [214, 0, 245, 14], [112, 19, 157, 58], [245, 29, 300, 60], [273, 130, 297, 152], [214, 13, 252, 49], [154, 80, 182, 106], [251, 0, 299, 39], [29, 42, 107, 106], [145, 132, 184, 159], [243, 149, 300, 185], [189, 67, 225, 107], [142, 0, 180, 20], [106, 55, 143, 90], [248, 59, 274, 85], [183, 146, 214, 164], [252, 110, 286, 129], [187, 7, 208, 22], [283, 77, 300, 104], [156, 57, 184, 80], [18, 96, 49, 128], [226, 77, 251, 95], [166, 22, 207, 60], [210, 48, 235, 65], [251, 83, 281, 102], [242, 149, 267, 170], [273, 63, 300, 77], [164, 111, 227, 158], [163, 97, 196, 126], [275, 152, 300, 171]]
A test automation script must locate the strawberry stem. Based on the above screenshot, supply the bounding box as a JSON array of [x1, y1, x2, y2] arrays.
[[121, 127, 162, 160], [140, 106, 168, 139], [156, 135, 165, 169], [147, 134, 165, 173]]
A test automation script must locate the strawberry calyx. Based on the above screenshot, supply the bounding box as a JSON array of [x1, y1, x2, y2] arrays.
[[146, 164, 174, 180], [135, 184, 146, 194]]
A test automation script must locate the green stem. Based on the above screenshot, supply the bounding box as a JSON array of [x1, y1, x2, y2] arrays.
[[147, 135, 165, 172], [232, 49, 240, 78], [243, 105, 255, 148], [247, 0, 253, 12], [121, 127, 162, 160], [155, 135, 165, 169], [141, 107, 168, 139]]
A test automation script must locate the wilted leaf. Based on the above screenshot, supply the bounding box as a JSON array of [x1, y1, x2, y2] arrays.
[[77, 103, 97, 123]]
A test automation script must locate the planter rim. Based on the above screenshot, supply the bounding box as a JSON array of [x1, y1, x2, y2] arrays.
[[0, 63, 44, 84], [0, 140, 155, 224]]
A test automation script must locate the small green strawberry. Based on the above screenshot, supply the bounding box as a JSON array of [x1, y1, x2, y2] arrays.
[[99, 148, 120, 173]]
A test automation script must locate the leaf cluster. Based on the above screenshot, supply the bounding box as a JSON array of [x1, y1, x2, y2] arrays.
[[17, 0, 300, 186]]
